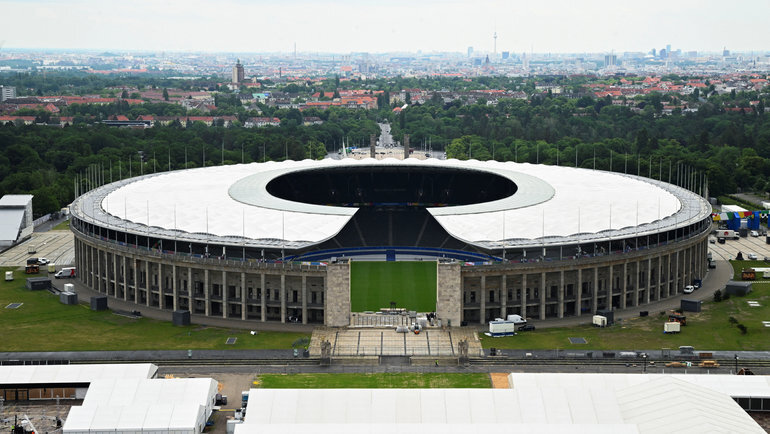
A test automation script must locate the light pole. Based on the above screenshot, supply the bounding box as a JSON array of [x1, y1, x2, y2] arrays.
[[642, 353, 647, 373], [734, 354, 739, 374]]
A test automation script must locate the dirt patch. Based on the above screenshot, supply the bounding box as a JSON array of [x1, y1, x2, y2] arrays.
[[749, 412, 770, 433], [489, 373, 509, 389]]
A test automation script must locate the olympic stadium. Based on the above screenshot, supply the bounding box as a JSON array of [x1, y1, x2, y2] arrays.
[[69, 158, 712, 327]]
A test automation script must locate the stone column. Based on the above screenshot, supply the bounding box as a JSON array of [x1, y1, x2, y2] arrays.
[[674, 251, 680, 294], [222, 270, 228, 318], [436, 261, 462, 327], [112, 252, 117, 297], [145, 260, 151, 307], [204, 269, 210, 316], [645, 258, 651, 304], [633, 260, 640, 307], [158, 262, 164, 309], [260, 273, 266, 322], [621, 262, 628, 309], [123, 256, 129, 301], [608, 264, 614, 310], [658, 255, 664, 300], [133, 258, 138, 304], [558, 270, 565, 319], [301, 275, 308, 325], [520, 273, 527, 318], [500, 274, 507, 319], [96, 248, 101, 292], [241, 272, 247, 321], [172, 264, 178, 311], [539, 272, 546, 320], [325, 263, 351, 327], [575, 268, 582, 316], [592, 267, 598, 314], [479, 275, 486, 324], [280, 274, 286, 323]]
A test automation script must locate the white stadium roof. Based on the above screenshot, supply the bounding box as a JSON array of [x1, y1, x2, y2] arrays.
[[73, 158, 710, 250]]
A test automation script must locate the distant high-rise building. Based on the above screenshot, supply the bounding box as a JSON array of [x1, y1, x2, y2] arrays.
[[651, 48, 656, 57], [723, 48, 731, 57], [502, 51, 510, 60], [666, 44, 671, 55], [604, 54, 617, 68], [232, 59, 244, 84], [659, 49, 667, 59], [0, 85, 16, 102], [467, 46, 473, 58]]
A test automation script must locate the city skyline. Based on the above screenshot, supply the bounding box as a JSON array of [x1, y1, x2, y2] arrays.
[[4, 0, 770, 55]]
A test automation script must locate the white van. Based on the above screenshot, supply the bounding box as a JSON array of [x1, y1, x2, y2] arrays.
[[55, 267, 76, 279]]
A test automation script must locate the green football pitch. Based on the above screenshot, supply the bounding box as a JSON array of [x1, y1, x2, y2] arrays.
[[350, 261, 437, 312]]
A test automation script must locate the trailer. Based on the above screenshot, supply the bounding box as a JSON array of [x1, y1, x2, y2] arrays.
[[664, 322, 681, 333], [592, 315, 607, 327], [488, 320, 516, 337]]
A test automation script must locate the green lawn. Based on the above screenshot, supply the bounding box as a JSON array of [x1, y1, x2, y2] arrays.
[[51, 219, 71, 231], [481, 262, 770, 351], [350, 261, 437, 312], [0, 268, 308, 351], [256, 373, 490, 388]]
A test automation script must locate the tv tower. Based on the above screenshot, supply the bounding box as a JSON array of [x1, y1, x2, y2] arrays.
[[493, 31, 497, 58]]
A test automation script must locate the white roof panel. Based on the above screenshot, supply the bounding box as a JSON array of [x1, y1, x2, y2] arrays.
[[0, 194, 33, 207], [0, 363, 156, 385], [0, 209, 24, 241]]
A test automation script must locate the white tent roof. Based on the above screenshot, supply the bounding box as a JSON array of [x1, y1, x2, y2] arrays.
[[0, 209, 25, 241], [0, 363, 157, 385], [236, 373, 765, 434], [82, 158, 708, 250], [63, 378, 216, 434]]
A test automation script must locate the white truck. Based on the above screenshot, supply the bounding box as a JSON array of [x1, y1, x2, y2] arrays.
[[716, 229, 739, 240], [488, 320, 516, 336], [506, 314, 527, 325]]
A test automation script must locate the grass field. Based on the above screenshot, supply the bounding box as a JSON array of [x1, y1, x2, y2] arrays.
[[0, 268, 308, 351], [257, 373, 490, 388], [350, 261, 437, 312], [51, 220, 71, 231], [481, 261, 770, 351]]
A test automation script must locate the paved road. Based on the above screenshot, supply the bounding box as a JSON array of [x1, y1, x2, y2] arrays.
[[0, 230, 74, 268]]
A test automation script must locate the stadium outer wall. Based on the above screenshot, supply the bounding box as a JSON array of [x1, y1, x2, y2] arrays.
[[70, 218, 710, 328]]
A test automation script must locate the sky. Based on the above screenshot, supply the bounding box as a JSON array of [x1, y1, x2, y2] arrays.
[[4, 0, 770, 54]]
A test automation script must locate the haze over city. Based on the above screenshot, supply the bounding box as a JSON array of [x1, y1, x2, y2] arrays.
[[5, 0, 770, 54]]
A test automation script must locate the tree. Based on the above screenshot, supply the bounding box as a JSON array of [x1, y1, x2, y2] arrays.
[[121, 90, 129, 99], [162, 88, 169, 101]]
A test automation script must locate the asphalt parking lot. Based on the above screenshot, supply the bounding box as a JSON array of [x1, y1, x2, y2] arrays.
[[708, 231, 770, 261]]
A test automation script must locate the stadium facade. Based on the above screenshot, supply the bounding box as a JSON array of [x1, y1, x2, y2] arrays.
[[70, 158, 712, 327]]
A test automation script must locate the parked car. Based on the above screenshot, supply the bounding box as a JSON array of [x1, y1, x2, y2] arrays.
[[751, 230, 759, 237], [683, 285, 695, 294], [37, 257, 49, 265], [709, 237, 716, 244], [517, 324, 536, 332], [718, 238, 726, 244], [748, 253, 758, 260]]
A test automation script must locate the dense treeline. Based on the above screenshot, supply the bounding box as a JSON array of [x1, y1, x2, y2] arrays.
[[0, 108, 379, 217], [389, 92, 770, 197]]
